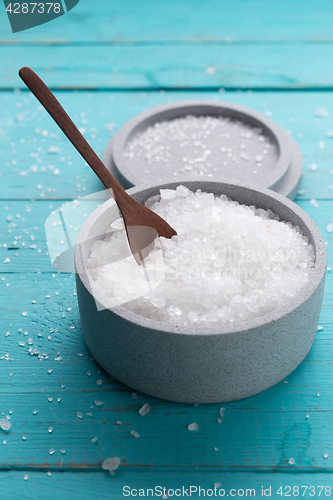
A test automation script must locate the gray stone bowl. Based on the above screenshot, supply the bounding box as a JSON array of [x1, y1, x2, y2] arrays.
[[75, 179, 327, 404], [107, 100, 301, 198]]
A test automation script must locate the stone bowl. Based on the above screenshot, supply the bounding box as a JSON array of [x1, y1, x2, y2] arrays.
[[74, 179, 326, 404]]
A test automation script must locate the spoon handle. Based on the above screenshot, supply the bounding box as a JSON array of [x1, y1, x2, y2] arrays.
[[18, 66, 126, 200]]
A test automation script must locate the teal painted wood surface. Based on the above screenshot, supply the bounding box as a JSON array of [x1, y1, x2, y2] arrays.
[[1, 0, 333, 497], [2, 43, 333, 89], [2, 471, 333, 500], [1, 0, 333, 43], [1, 91, 333, 200]]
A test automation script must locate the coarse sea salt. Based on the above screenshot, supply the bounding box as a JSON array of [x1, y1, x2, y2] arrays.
[[102, 456, 121, 474], [124, 115, 277, 181], [87, 186, 315, 328]]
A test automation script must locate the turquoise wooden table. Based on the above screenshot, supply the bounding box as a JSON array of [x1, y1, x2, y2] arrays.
[[1, 1, 333, 498]]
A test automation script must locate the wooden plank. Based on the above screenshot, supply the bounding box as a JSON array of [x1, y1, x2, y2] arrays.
[[2, 43, 333, 89], [2, 470, 333, 499], [1, 0, 333, 43], [0, 264, 332, 470], [1, 90, 333, 200]]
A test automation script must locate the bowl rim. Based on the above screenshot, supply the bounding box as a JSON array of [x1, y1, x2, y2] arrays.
[[75, 178, 327, 337], [111, 100, 292, 191]]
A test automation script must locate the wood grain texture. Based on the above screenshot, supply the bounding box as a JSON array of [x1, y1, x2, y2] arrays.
[[1, 43, 333, 89], [2, 471, 333, 500], [1, 0, 333, 494], [1, 0, 333, 43], [1, 90, 333, 200], [0, 272, 332, 471]]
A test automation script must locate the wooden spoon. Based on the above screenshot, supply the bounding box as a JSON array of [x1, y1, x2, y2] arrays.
[[18, 67, 177, 265]]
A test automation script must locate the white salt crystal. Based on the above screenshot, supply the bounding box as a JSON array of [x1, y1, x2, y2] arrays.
[[131, 393, 138, 401], [53, 169, 60, 175], [94, 400, 103, 406], [88, 187, 315, 328], [130, 430, 140, 438], [188, 422, 199, 431], [327, 130, 333, 137], [139, 403, 150, 416], [49, 448, 55, 455], [160, 189, 177, 200], [288, 458, 295, 465], [324, 452, 329, 459], [0, 418, 11, 431], [214, 482, 222, 488], [102, 456, 120, 474], [315, 107, 329, 117], [91, 437, 98, 443], [77, 411, 83, 419], [48, 146, 59, 154], [24, 474, 29, 480], [305, 414, 310, 418], [326, 223, 333, 233], [309, 163, 318, 171]]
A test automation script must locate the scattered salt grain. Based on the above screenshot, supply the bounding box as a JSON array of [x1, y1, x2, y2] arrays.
[[326, 224, 333, 233], [306, 414, 310, 419], [139, 403, 150, 416], [48, 427, 53, 433], [130, 430, 140, 438], [24, 474, 29, 480], [60, 449, 66, 454], [324, 453, 329, 459], [315, 107, 329, 117], [91, 437, 98, 443], [131, 393, 138, 401], [49, 448, 55, 455], [0, 418, 11, 432], [88, 187, 315, 328], [288, 458, 295, 465], [96, 379, 103, 386], [94, 400, 103, 407], [188, 422, 199, 431], [102, 456, 121, 474], [309, 163, 318, 171], [77, 412, 83, 419], [214, 447, 219, 451], [214, 482, 222, 488], [116, 420, 122, 425], [48, 146, 59, 154], [47, 471, 52, 477]]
